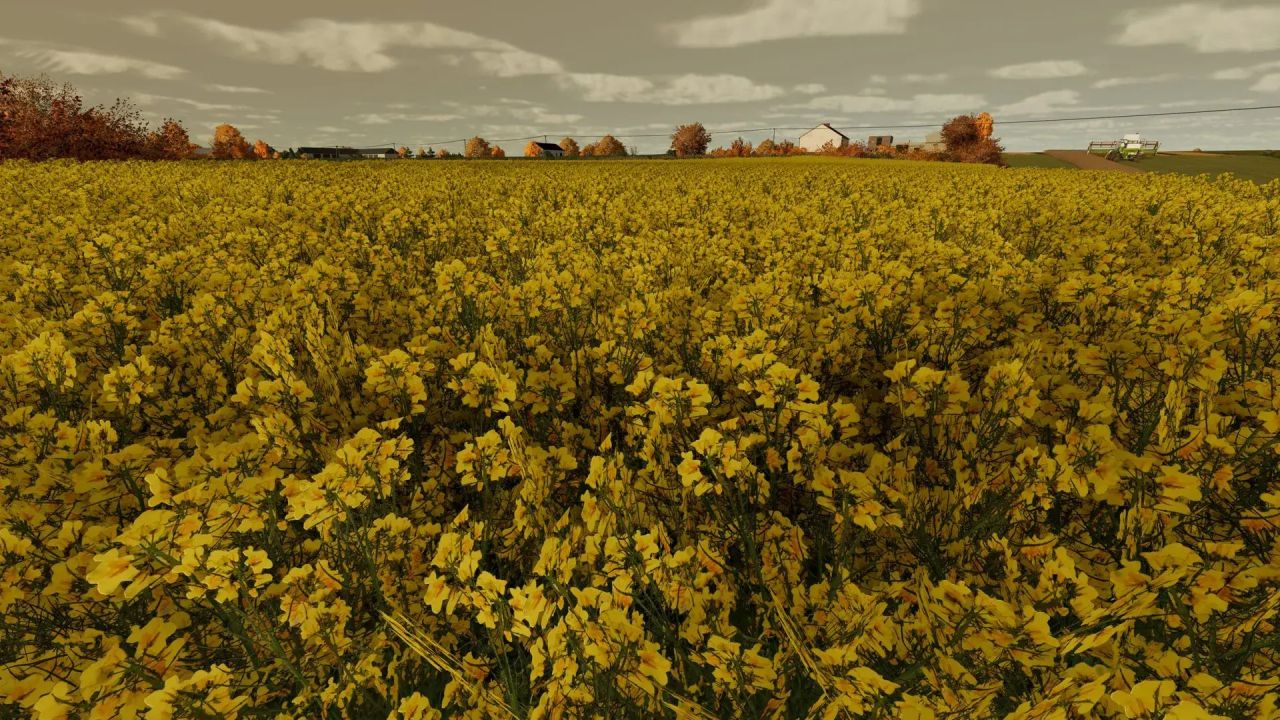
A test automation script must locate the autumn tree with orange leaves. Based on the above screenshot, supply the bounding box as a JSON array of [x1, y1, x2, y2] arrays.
[[0, 70, 194, 160], [559, 137, 579, 158], [464, 136, 491, 159], [210, 124, 252, 160], [491, 145, 506, 159], [592, 134, 626, 157], [940, 114, 1004, 166], [670, 123, 711, 158], [524, 141, 543, 158], [145, 119, 194, 160], [976, 112, 994, 141], [252, 139, 274, 160]]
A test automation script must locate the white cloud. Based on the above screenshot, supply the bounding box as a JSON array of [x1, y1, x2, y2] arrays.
[[207, 84, 272, 94], [559, 73, 785, 105], [989, 60, 1087, 80], [901, 73, 948, 83], [1211, 60, 1280, 80], [668, 0, 920, 48], [125, 13, 563, 77], [1254, 74, 1280, 92], [869, 74, 889, 85], [1114, 3, 1280, 52], [9, 43, 185, 79], [997, 90, 1081, 116], [135, 93, 248, 112], [794, 83, 827, 95], [1092, 73, 1178, 89], [803, 93, 984, 114], [470, 49, 563, 78], [121, 16, 161, 36], [352, 112, 465, 125]]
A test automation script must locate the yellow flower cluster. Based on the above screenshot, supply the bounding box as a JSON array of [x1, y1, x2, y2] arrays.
[[1, 158, 1278, 719]]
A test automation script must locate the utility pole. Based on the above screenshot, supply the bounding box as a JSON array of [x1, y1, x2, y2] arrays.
[[772, 128, 776, 143]]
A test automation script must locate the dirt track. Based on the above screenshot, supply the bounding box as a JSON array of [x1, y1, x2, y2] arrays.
[[1044, 150, 1144, 173]]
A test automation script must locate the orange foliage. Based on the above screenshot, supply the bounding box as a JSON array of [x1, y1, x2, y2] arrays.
[[592, 135, 627, 157], [524, 141, 543, 158], [211, 124, 252, 160], [491, 145, 505, 159], [559, 137, 579, 158], [144, 118, 194, 160], [670, 123, 711, 158], [0, 71, 190, 160], [976, 112, 994, 141], [941, 114, 1004, 166], [464, 136, 491, 159]]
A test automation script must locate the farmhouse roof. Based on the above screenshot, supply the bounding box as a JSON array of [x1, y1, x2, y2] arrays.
[[817, 123, 849, 139], [297, 146, 361, 156], [533, 142, 563, 152]]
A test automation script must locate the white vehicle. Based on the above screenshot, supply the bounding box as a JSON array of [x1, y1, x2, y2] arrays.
[[1087, 133, 1160, 161]]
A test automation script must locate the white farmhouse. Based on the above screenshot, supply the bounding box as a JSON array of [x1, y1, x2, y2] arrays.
[[532, 141, 566, 158], [798, 123, 850, 153]]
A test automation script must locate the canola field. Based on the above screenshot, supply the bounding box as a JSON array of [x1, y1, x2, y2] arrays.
[[1, 158, 1279, 720]]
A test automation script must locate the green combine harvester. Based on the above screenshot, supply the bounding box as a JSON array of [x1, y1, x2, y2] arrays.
[[1087, 133, 1160, 161]]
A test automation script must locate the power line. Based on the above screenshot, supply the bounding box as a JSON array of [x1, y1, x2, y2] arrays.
[[830, 103, 1280, 130], [351, 103, 1280, 148]]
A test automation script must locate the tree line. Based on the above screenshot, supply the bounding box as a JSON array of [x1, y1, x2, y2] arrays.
[[0, 72, 193, 160], [3, 68, 1002, 165]]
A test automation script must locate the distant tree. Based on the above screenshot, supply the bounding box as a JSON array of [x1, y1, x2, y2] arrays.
[[464, 136, 491, 158], [941, 114, 1004, 166], [396, 145, 410, 158], [144, 118, 194, 160], [976, 112, 994, 141], [941, 115, 981, 150], [774, 140, 801, 156], [670, 123, 711, 158], [0, 75, 12, 156], [580, 142, 597, 157], [491, 145, 505, 159], [416, 146, 429, 159], [524, 140, 543, 158], [211, 124, 252, 159], [559, 137, 580, 158], [435, 147, 450, 159], [253, 139, 273, 159], [594, 134, 626, 157], [727, 136, 751, 157], [754, 138, 775, 156]]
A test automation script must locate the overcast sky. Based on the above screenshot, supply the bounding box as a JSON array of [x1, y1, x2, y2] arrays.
[[1, 0, 1278, 152]]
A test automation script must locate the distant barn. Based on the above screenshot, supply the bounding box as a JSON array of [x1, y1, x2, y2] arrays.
[[297, 146, 361, 160], [867, 135, 894, 147], [359, 148, 398, 159], [799, 123, 850, 153], [532, 141, 565, 158]]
